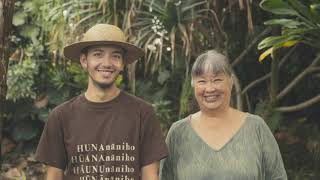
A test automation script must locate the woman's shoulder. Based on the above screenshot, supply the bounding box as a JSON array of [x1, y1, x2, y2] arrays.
[[170, 116, 190, 131], [245, 113, 274, 136], [230, 110, 267, 130], [166, 116, 191, 137], [245, 113, 267, 125]]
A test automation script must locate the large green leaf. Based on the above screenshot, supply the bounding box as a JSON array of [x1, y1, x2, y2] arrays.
[[310, 3, 320, 23], [181, 1, 207, 13], [20, 25, 40, 44], [37, 108, 50, 122], [7, 59, 39, 101], [8, 100, 34, 122], [23, 1, 38, 12], [67, 63, 87, 89], [287, 0, 318, 25], [157, 69, 170, 84], [266, 110, 283, 133], [283, 28, 314, 36], [179, 76, 193, 119], [48, 89, 70, 105], [258, 35, 301, 49], [260, 0, 298, 15], [264, 18, 303, 28], [12, 11, 27, 26], [311, 3, 320, 11], [12, 121, 40, 142]]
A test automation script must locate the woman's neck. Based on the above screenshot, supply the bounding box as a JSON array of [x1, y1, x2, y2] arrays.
[[198, 107, 234, 127]]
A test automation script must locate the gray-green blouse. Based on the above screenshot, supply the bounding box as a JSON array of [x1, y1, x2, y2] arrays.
[[160, 113, 287, 180]]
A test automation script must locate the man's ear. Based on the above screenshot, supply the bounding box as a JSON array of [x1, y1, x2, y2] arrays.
[[79, 54, 87, 69], [118, 58, 125, 72], [119, 63, 125, 71]]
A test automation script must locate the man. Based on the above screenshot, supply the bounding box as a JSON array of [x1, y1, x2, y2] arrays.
[[36, 24, 168, 180]]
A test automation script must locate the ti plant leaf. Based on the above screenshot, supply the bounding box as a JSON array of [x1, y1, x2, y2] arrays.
[[260, 0, 298, 15]]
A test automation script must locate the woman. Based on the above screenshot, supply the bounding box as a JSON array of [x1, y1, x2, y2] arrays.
[[160, 50, 287, 180]]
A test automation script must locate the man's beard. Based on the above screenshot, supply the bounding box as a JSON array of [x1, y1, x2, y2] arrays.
[[89, 74, 117, 90], [94, 80, 113, 89]]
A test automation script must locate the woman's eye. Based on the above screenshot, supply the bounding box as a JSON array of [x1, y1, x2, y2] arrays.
[[197, 80, 206, 84], [214, 79, 223, 82]]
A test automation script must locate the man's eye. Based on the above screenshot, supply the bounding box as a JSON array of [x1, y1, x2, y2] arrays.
[[93, 53, 102, 57], [113, 54, 122, 59]]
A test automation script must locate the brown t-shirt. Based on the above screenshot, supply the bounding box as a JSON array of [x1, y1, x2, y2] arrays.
[[35, 91, 168, 180]]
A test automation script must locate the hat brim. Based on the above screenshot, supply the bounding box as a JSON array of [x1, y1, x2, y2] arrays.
[[63, 41, 145, 64]]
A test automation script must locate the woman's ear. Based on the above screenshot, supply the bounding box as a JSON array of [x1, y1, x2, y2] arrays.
[[229, 75, 234, 89]]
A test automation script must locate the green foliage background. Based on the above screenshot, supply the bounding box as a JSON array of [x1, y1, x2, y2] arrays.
[[3, 0, 320, 179]]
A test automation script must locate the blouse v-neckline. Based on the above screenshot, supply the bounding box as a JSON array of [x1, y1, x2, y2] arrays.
[[187, 113, 250, 152]]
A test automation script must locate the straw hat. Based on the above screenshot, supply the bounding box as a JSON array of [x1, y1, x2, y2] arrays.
[[63, 24, 144, 64]]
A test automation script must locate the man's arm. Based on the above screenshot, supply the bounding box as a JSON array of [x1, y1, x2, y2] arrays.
[[46, 166, 64, 180], [141, 161, 160, 180]]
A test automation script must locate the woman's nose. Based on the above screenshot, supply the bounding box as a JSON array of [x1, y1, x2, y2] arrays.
[[205, 82, 217, 91]]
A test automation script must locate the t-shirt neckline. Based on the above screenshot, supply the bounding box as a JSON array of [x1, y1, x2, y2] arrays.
[[80, 90, 124, 109]]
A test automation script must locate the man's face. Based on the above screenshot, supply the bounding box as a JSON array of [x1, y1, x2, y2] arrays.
[[80, 45, 125, 89]]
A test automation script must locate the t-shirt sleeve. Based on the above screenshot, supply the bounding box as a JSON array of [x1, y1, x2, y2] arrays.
[[258, 117, 287, 180], [139, 106, 168, 167], [35, 108, 67, 170], [160, 124, 176, 180]]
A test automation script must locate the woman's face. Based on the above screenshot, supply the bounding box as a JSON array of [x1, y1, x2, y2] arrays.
[[193, 72, 233, 112]]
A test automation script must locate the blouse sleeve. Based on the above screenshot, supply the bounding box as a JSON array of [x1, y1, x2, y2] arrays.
[[258, 117, 287, 180]]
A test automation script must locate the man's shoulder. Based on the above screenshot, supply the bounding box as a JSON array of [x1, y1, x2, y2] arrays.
[[51, 95, 83, 114], [121, 91, 153, 110]]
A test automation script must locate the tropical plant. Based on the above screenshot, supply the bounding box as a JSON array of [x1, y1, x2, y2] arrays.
[[6, 58, 39, 101], [132, 0, 209, 74], [43, 0, 136, 59], [259, 0, 320, 60], [257, 1, 320, 176], [2, 1, 320, 178], [257, 0, 320, 109]]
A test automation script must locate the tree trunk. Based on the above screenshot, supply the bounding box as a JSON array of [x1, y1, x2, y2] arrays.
[[0, 0, 15, 164], [270, 50, 279, 107]]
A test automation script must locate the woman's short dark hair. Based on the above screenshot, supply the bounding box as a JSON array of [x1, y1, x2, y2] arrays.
[[191, 50, 234, 86]]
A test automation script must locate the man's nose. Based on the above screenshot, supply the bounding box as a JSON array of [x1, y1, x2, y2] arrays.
[[101, 54, 113, 65]]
